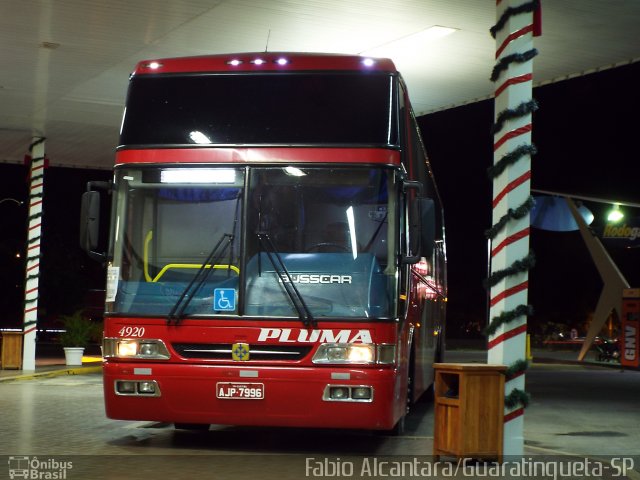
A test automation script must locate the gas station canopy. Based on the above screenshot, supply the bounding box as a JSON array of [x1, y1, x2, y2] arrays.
[[0, 0, 638, 170]]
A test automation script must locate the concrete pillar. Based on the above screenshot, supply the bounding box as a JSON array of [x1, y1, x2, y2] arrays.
[[487, 0, 539, 457], [22, 137, 46, 371]]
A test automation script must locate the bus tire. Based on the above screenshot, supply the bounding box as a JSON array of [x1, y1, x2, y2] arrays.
[[382, 345, 413, 436], [435, 334, 444, 364], [388, 415, 406, 436]]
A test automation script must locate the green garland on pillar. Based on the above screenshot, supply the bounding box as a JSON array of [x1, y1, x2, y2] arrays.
[[505, 359, 529, 379], [25, 272, 40, 283], [488, 144, 537, 180], [505, 387, 531, 409], [485, 196, 534, 240], [491, 99, 539, 135], [490, 0, 540, 38], [485, 251, 536, 288], [486, 304, 533, 337], [26, 253, 41, 263], [29, 137, 46, 150], [490, 49, 538, 82]]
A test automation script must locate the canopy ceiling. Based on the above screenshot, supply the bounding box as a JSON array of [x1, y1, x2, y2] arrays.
[[1, 0, 638, 169]]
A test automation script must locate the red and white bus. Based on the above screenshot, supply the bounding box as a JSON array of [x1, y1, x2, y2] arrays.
[[81, 52, 447, 433]]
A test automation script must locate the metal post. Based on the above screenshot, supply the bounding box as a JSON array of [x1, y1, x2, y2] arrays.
[[22, 137, 46, 371]]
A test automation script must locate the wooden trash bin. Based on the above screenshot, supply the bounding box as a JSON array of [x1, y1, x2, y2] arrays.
[[1, 331, 23, 370], [433, 363, 506, 462]]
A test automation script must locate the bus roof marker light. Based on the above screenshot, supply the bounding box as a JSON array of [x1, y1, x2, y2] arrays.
[[362, 58, 375, 67], [275, 57, 289, 66], [144, 61, 163, 69], [251, 58, 266, 65], [227, 59, 243, 66], [189, 130, 212, 144]]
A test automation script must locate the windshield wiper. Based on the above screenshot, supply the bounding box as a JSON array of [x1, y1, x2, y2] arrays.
[[167, 233, 233, 325], [256, 232, 315, 327]]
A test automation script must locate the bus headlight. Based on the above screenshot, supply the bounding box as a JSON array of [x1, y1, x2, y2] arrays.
[[117, 340, 138, 357], [103, 338, 170, 360], [312, 344, 375, 364]]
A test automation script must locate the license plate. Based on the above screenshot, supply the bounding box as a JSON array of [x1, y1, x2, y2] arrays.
[[216, 382, 264, 400]]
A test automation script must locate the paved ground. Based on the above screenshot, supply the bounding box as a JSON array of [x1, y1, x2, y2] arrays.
[[1, 348, 638, 479]]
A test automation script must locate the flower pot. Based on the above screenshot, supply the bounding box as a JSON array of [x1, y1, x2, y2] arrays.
[[63, 347, 85, 366]]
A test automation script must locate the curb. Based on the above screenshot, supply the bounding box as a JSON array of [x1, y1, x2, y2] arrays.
[[532, 356, 633, 370], [0, 365, 102, 382]]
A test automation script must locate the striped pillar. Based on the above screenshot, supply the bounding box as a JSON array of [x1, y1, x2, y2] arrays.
[[22, 137, 46, 371], [487, 0, 539, 457]]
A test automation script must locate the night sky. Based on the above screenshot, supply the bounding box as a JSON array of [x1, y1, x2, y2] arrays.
[[1, 61, 638, 339], [420, 61, 640, 339], [0, 165, 110, 328]]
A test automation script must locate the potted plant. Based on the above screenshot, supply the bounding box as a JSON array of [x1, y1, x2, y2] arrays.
[[59, 310, 99, 366]]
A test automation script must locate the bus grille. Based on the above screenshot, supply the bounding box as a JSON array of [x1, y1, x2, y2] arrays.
[[172, 343, 312, 361]]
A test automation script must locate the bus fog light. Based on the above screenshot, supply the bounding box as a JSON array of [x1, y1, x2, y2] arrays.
[[138, 381, 156, 394], [351, 387, 372, 400], [329, 387, 349, 400], [116, 381, 136, 394]]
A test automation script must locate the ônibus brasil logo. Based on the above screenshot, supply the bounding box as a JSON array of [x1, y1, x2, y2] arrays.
[[8, 456, 73, 479]]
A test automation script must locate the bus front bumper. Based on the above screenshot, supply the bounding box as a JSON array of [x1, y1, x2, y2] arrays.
[[103, 362, 401, 430]]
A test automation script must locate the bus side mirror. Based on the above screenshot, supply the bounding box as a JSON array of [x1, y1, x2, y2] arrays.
[[402, 179, 437, 265], [80, 187, 107, 262], [402, 180, 423, 265], [419, 197, 436, 260]]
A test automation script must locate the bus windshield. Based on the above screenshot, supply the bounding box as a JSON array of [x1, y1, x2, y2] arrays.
[[107, 166, 399, 319], [119, 73, 398, 147]]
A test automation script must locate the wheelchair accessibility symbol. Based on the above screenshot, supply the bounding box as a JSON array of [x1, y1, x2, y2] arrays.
[[214, 288, 236, 311]]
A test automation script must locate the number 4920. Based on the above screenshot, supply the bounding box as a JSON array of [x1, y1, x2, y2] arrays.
[[118, 326, 145, 337]]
